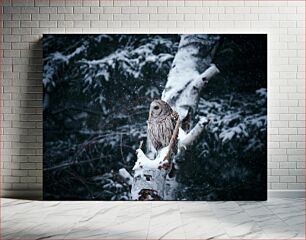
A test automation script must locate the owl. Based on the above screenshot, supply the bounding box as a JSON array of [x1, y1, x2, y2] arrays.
[[147, 100, 179, 152]]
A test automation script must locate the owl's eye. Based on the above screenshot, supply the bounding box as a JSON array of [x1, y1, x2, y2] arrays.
[[154, 106, 159, 110]]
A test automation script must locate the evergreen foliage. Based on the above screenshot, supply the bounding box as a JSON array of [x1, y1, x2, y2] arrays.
[[43, 34, 267, 200]]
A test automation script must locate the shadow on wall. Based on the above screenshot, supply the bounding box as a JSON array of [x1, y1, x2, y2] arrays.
[[4, 38, 44, 200]]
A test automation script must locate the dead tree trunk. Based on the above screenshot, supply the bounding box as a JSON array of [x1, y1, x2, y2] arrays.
[[120, 35, 220, 200]]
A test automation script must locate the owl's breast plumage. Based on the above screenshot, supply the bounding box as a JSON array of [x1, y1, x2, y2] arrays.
[[147, 110, 179, 151]]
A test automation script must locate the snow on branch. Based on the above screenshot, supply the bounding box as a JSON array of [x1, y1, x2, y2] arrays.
[[199, 64, 220, 83], [133, 117, 180, 173], [131, 116, 208, 173], [130, 34, 221, 200], [179, 117, 209, 149], [129, 116, 209, 200], [162, 35, 220, 121], [118, 168, 133, 186], [130, 118, 180, 200], [133, 147, 169, 172]]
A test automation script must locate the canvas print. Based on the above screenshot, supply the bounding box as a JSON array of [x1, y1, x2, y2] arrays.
[[43, 34, 267, 200]]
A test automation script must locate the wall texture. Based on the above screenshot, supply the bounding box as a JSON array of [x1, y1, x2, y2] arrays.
[[1, 0, 305, 199]]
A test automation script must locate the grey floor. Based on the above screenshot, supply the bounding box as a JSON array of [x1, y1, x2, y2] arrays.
[[2, 197, 305, 239]]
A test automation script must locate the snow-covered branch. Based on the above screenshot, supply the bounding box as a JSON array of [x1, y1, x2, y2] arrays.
[[179, 117, 209, 149], [130, 34, 220, 200], [162, 35, 220, 121], [119, 168, 133, 186], [131, 117, 209, 172], [131, 147, 169, 200], [133, 147, 169, 172]]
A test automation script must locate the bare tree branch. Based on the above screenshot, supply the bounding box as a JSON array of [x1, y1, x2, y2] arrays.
[[164, 118, 180, 162]]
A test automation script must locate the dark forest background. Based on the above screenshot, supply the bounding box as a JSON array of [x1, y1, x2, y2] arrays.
[[43, 34, 267, 200]]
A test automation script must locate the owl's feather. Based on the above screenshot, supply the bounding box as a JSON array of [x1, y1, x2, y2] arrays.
[[147, 100, 179, 152]]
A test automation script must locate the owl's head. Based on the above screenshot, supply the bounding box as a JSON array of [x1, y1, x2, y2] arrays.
[[149, 99, 172, 119]]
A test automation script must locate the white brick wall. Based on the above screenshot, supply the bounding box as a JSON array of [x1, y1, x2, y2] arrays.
[[1, 0, 305, 198]]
